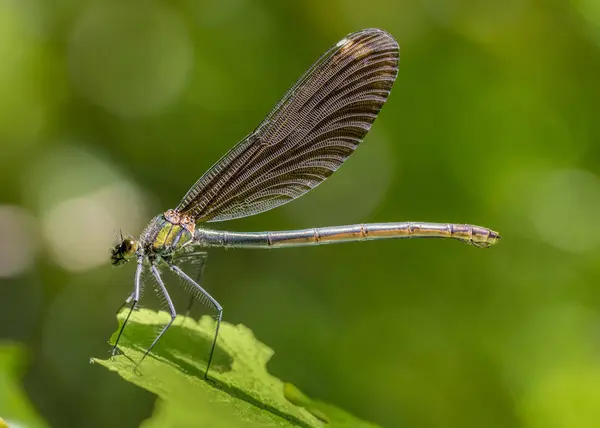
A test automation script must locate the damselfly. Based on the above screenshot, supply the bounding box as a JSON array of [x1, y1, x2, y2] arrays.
[[110, 28, 500, 378]]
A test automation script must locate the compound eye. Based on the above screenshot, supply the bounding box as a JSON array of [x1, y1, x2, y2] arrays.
[[122, 239, 138, 256]]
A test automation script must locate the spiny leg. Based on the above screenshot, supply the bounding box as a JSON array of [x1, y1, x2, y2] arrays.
[[181, 252, 208, 318], [170, 264, 222, 380], [136, 265, 177, 368], [112, 256, 143, 357]]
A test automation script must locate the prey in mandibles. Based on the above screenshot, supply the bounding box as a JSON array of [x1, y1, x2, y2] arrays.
[[110, 28, 500, 379]]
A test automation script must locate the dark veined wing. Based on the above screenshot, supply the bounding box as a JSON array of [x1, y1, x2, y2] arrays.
[[177, 28, 399, 222]]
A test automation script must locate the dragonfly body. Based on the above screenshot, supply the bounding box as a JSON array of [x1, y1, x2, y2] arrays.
[[109, 28, 500, 379], [132, 211, 499, 264], [195, 221, 499, 249]]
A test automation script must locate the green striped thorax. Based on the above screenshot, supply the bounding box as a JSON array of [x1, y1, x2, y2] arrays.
[[110, 209, 195, 266]]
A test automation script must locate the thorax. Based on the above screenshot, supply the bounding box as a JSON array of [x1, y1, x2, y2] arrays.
[[140, 211, 194, 260]]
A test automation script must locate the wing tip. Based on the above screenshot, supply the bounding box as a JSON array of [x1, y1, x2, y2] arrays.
[[348, 28, 400, 51]]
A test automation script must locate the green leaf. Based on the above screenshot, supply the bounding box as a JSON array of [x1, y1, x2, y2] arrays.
[[93, 309, 382, 428], [0, 343, 48, 428]]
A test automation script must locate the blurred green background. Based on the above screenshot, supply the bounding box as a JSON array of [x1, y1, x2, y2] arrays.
[[1, 0, 600, 427]]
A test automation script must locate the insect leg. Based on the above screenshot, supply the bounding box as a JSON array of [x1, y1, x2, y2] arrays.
[[115, 293, 133, 315], [169, 264, 222, 380], [111, 256, 143, 356], [182, 252, 209, 318], [136, 265, 177, 368]]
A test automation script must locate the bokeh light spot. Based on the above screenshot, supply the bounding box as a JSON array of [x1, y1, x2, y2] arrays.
[[42, 184, 147, 272], [68, 1, 194, 117], [22, 145, 150, 273]]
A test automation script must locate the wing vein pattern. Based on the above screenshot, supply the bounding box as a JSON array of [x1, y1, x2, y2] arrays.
[[176, 28, 400, 222]]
